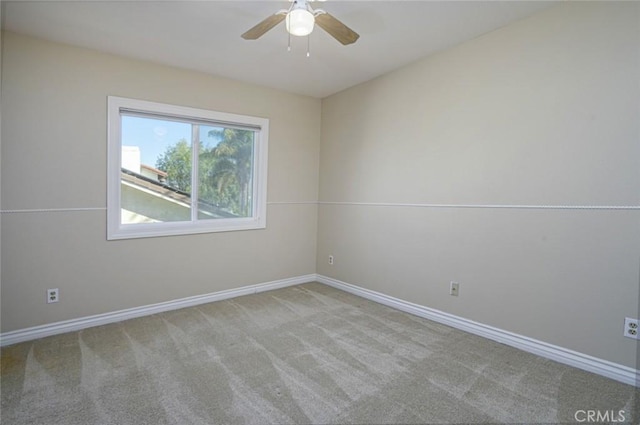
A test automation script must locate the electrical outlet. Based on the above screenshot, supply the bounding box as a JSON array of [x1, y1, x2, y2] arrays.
[[449, 281, 459, 296], [47, 288, 59, 304], [623, 317, 639, 339], [328, 255, 334, 265]]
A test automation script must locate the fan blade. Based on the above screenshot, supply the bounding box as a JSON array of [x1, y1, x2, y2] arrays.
[[315, 12, 359, 45], [241, 12, 287, 40]]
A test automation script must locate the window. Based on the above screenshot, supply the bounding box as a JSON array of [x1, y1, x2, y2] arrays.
[[107, 96, 268, 240]]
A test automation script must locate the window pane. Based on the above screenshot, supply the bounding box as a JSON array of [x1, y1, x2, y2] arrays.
[[120, 115, 192, 224], [198, 125, 255, 219], [108, 96, 268, 240]]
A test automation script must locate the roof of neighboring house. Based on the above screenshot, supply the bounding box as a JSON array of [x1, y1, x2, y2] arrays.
[[121, 168, 238, 219], [140, 164, 168, 177]]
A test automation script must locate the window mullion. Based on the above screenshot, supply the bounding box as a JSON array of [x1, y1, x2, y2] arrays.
[[191, 124, 199, 222]]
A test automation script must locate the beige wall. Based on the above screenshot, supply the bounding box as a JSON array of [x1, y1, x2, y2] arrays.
[[1, 32, 321, 331], [317, 2, 639, 368]]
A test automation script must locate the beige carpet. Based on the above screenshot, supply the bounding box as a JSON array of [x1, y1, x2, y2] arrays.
[[1, 282, 638, 424]]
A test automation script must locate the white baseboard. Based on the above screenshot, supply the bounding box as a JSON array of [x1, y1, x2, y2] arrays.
[[316, 274, 639, 387], [0, 274, 316, 347], [2, 273, 637, 387]]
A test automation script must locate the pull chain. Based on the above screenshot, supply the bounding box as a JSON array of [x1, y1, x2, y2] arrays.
[[286, 31, 311, 56]]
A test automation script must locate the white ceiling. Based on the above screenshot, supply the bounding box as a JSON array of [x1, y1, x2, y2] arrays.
[[2, 1, 555, 98]]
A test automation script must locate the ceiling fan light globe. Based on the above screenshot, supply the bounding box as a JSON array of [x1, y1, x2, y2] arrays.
[[286, 9, 315, 36]]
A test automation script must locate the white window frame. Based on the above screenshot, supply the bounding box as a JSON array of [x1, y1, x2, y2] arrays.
[[107, 96, 268, 240]]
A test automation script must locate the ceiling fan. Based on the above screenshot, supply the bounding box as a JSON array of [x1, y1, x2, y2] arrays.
[[241, 0, 359, 46]]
